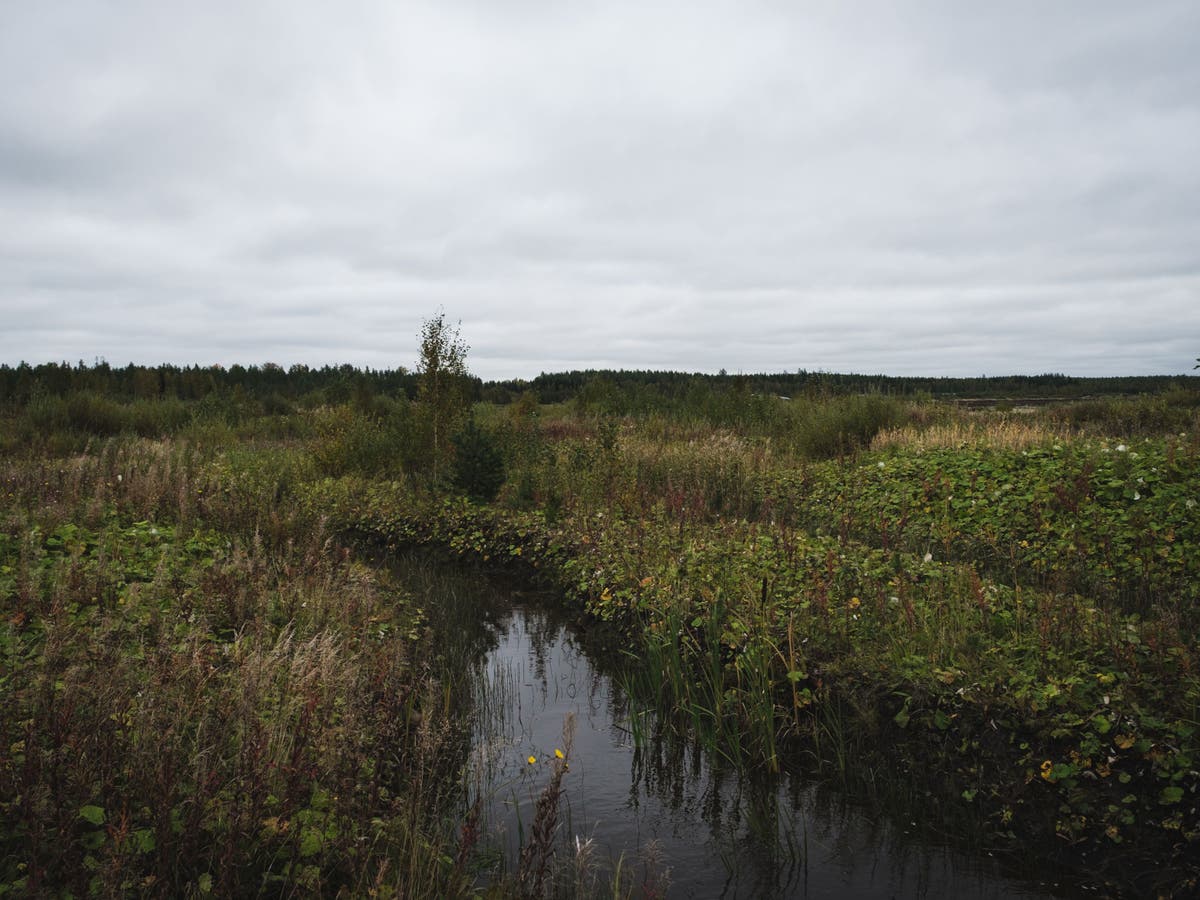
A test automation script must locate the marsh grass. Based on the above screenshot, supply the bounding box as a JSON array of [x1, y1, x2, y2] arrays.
[[337, 413, 1198, 891], [5, 380, 1199, 895], [870, 416, 1075, 452], [0, 445, 477, 897]]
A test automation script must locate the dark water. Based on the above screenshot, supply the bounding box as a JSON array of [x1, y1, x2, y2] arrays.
[[464, 602, 1062, 900]]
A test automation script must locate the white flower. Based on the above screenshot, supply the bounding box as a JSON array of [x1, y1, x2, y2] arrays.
[[923, 552, 933, 563], [1133, 491, 1141, 501], [877, 461, 886, 468], [1115, 444, 1128, 452]]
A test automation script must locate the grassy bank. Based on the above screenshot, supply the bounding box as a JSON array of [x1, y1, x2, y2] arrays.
[[0, 444, 477, 897]]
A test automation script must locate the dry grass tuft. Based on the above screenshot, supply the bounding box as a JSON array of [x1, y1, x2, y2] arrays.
[[870, 415, 1074, 452]]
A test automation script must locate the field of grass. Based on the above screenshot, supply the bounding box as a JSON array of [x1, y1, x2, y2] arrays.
[[0, 442, 486, 897], [2, 378, 1199, 896]]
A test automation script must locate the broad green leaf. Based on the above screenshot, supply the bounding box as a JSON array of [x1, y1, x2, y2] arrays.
[[1159, 786, 1185, 805], [299, 827, 323, 858], [79, 805, 105, 826]]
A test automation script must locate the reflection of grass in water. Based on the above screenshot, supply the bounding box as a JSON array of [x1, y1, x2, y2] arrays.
[[460, 611, 571, 884], [463, 650, 522, 873], [498, 603, 802, 893], [463, 598, 1014, 898], [460, 606, 678, 896], [405, 558, 1051, 897], [471, 650, 521, 760], [617, 664, 814, 892], [456, 595, 803, 895], [386, 548, 508, 679]]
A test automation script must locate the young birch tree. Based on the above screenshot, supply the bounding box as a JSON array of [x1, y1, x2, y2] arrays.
[[416, 312, 471, 478]]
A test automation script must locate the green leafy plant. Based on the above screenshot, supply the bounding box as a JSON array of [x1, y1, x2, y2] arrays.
[[450, 419, 505, 502]]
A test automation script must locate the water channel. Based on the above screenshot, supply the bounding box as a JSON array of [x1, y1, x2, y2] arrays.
[[401, 554, 1069, 899]]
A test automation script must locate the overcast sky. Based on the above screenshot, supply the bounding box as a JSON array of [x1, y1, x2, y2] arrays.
[[2, 1, 1198, 380]]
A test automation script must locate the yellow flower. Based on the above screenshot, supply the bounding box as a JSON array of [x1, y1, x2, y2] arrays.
[[1040, 760, 1054, 781], [527, 755, 537, 765], [848, 597, 861, 610], [554, 748, 564, 760]]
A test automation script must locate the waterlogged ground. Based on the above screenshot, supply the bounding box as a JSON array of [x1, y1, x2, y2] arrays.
[[463, 599, 1062, 899]]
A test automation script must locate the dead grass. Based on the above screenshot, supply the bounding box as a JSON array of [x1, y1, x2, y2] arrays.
[[870, 414, 1075, 452]]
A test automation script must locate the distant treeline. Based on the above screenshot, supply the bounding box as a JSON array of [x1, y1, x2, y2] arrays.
[[1, 360, 1196, 408], [0, 361, 429, 406], [486, 369, 1197, 404]]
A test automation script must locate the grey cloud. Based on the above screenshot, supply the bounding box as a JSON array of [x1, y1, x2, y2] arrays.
[[1, 1, 1197, 379]]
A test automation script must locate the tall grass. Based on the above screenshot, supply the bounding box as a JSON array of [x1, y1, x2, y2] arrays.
[[4, 381, 1199, 895], [870, 415, 1075, 452], [0, 446, 475, 897]]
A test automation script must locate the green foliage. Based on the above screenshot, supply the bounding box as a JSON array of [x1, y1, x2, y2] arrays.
[[416, 312, 472, 477], [759, 436, 1200, 616], [789, 393, 905, 458], [318, 409, 1200, 889], [0, 453, 470, 898], [308, 402, 432, 480], [450, 420, 505, 502], [564, 377, 906, 460], [4, 376, 1200, 895], [1050, 391, 1200, 437], [9, 392, 194, 448], [261, 391, 294, 416], [64, 391, 126, 435], [311, 404, 402, 478]]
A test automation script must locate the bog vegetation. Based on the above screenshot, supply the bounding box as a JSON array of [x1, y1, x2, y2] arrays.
[[2, 336, 1199, 897]]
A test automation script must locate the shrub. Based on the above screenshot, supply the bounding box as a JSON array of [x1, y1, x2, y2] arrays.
[[451, 420, 505, 502], [126, 398, 191, 437], [311, 406, 401, 478], [65, 392, 125, 436], [1051, 394, 1200, 437], [793, 395, 905, 459]]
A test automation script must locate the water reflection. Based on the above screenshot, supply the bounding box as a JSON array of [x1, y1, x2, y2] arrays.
[[469, 604, 1059, 900]]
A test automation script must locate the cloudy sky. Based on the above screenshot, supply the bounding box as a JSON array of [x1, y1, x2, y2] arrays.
[[2, 1, 1198, 380]]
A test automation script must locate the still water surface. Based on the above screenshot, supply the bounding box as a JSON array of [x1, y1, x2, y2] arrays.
[[463, 601, 1061, 899]]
